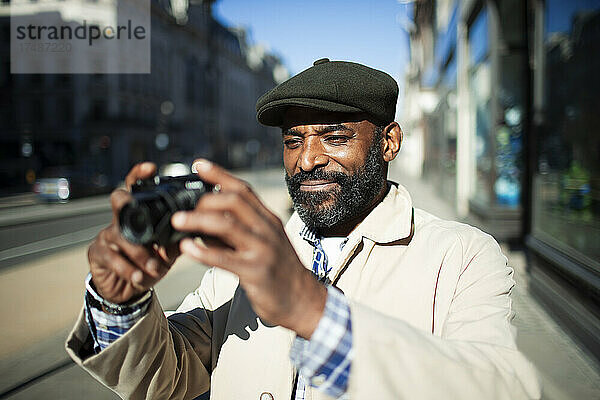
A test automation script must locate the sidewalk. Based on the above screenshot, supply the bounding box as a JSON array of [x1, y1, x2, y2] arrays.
[[389, 165, 600, 400]]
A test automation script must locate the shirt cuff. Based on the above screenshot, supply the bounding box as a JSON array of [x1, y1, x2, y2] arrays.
[[289, 285, 353, 399], [84, 273, 152, 352]]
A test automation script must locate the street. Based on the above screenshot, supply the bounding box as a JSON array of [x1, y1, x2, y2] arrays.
[[0, 167, 598, 399], [0, 196, 113, 269]]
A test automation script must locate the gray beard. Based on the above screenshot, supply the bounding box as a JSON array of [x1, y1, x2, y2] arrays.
[[285, 132, 387, 232]]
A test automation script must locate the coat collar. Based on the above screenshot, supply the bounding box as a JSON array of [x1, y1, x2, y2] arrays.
[[285, 181, 414, 245]]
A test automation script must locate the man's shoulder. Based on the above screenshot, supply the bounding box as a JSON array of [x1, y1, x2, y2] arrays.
[[413, 207, 499, 249]]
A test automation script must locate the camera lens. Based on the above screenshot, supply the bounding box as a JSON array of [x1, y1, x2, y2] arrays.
[[129, 209, 149, 235], [119, 203, 154, 245]]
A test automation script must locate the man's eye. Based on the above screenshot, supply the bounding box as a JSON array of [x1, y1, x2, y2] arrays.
[[325, 136, 349, 145], [284, 139, 302, 149]]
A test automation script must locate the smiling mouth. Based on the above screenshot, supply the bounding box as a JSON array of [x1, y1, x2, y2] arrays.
[[299, 180, 338, 191]]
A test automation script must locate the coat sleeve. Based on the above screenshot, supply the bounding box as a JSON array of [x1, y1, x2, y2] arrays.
[[64, 268, 228, 400], [346, 233, 541, 400]]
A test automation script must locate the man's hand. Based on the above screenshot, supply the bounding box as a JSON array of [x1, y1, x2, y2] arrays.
[[88, 162, 179, 304], [172, 159, 327, 339]]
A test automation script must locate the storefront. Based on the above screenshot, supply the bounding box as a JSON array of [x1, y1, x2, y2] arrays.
[[415, 0, 528, 240], [408, 0, 599, 363], [422, 4, 459, 206], [527, 0, 600, 361], [465, 0, 527, 241]]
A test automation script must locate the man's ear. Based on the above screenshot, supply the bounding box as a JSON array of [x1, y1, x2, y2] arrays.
[[381, 122, 402, 162]]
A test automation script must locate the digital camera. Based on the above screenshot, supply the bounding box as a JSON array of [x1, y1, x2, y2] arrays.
[[119, 174, 214, 246]]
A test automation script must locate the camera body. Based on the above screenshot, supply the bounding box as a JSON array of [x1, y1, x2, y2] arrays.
[[119, 174, 214, 247]]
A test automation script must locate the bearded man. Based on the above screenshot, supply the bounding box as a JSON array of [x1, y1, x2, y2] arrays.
[[66, 59, 541, 399]]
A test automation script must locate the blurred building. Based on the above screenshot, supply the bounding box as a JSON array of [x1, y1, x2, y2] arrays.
[[404, 0, 599, 362], [0, 0, 288, 194]]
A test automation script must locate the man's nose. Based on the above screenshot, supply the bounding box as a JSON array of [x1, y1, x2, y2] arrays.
[[298, 137, 328, 172]]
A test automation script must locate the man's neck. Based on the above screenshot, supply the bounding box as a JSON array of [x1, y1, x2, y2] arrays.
[[318, 181, 390, 237]]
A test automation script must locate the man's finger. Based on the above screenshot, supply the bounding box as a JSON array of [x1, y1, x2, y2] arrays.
[[192, 192, 275, 238], [192, 159, 281, 227], [172, 210, 255, 249], [125, 162, 156, 189], [90, 242, 155, 289], [154, 243, 180, 266], [192, 159, 246, 191], [110, 232, 169, 279], [180, 238, 246, 273], [98, 223, 171, 280], [110, 189, 133, 223]]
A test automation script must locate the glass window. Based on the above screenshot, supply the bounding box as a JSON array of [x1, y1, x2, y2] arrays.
[[470, 60, 492, 205], [435, 5, 458, 69], [469, 7, 489, 66], [532, 0, 600, 266], [468, 8, 493, 206], [442, 54, 457, 89], [495, 52, 526, 209]]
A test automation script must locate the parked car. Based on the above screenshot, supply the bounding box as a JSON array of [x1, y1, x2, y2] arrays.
[[33, 177, 71, 202], [32, 167, 112, 202]]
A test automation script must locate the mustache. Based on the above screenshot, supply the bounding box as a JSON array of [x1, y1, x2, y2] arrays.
[[285, 169, 349, 188]]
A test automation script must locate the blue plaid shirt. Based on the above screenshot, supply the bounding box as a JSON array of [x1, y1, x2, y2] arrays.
[[85, 227, 353, 399], [84, 274, 152, 353], [292, 226, 352, 399]]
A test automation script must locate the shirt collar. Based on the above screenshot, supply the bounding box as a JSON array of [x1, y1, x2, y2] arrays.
[[299, 225, 320, 246]]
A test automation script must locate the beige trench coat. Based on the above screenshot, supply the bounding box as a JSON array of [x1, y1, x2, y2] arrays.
[[66, 183, 541, 399]]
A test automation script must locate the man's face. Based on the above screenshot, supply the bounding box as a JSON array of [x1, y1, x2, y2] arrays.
[[282, 108, 387, 231]]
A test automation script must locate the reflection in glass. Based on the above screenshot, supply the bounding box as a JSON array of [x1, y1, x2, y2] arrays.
[[532, 0, 600, 266]]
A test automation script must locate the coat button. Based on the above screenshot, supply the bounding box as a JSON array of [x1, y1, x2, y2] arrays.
[[259, 392, 274, 400]]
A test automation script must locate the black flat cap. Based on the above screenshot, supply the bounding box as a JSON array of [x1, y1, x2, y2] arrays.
[[256, 58, 399, 127]]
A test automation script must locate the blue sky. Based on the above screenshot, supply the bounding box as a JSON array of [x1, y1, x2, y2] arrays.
[[213, 0, 412, 91]]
